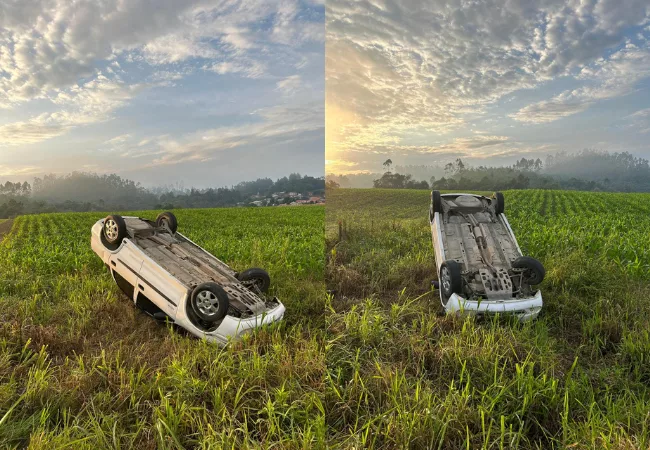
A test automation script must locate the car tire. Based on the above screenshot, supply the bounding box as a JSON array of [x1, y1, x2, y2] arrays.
[[102, 214, 127, 249], [440, 260, 463, 304], [190, 282, 229, 323], [237, 268, 271, 293], [156, 211, 178, 234], [512, 256, 545, 285], [492, 192, 504, 215], [430, 190, 442, 222]]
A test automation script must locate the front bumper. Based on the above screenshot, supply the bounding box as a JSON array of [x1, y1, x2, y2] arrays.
[[444, 290, 543, 321], [194, 301, 286, 345]]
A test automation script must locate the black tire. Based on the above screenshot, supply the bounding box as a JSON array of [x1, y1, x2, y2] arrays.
[[102, 214, 127, 249], [156, 212, 178, 234], [237, 268, 271, 293], [440, 260, 463, 304], [512, 256, 545, 285], [190, 282, 229, 323], [430, 190, 442, 222], [492, 192, 504, 215]]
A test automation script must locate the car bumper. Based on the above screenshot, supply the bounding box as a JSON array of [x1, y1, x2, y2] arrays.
[[198, 301, 286, 345], [444, 290, 543, 321]]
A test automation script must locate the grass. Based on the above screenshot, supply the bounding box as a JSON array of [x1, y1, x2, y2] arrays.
[[0, 206, 326, 449], [325, 188, 650, 449], [3, 190, 650, 448]]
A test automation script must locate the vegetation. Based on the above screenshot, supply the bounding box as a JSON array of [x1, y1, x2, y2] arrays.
[[3, 183, 650, 447], [326, 188, 650, 448], [372, 172, 429, 190], [0, 172, 325, 218], [326, 149, 650, 192], [0, 206, 325, 448]]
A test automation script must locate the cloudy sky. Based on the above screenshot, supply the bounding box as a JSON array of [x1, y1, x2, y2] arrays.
[[326, 0, 650, 175], [0, 0, 324, 188]]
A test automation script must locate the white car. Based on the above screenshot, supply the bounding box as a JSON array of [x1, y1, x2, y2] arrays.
[[429, 191, 544, 321], [91, 212, 285, 345]]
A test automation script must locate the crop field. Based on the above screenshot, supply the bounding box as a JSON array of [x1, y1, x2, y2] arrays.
[[0, 206, 325, 448], [326, 189, 650, 448]]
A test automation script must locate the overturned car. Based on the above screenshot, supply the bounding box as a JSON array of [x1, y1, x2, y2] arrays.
[[429, 191, 545, 321], [91, 212, 285, 344]]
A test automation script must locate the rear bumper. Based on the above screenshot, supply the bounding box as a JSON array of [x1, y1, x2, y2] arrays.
[[444, 290, 543, 321]]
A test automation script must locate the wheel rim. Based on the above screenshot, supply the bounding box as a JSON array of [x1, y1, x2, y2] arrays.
[[196, 290, 219, 316], [104, 219, 119, 241], [441, 266, 451, 293]]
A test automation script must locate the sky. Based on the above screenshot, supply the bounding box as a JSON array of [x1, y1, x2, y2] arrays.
[[326, 0, 650, 175], [0, 0, 324, 188]]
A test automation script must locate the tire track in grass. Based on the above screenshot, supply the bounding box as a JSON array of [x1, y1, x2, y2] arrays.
[[549, 191, 558, 216], [0, 219, 14, 242], [539, 190, 549, 216]]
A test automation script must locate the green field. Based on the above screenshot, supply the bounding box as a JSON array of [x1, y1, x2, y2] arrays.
[[326, 189, 650, 448], [3, 191, 650, 448], [0, 206, 325, 448]]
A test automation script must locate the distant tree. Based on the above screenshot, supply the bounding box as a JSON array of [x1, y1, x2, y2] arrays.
[[444, 162, 455, 176], [0, 198, 24, 218], [383, 159, 393, 173], [373, 172, 430, 190], [326, 179, 340, 189]]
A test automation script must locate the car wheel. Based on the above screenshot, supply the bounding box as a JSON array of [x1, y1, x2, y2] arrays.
[[156, 211, 178, 234], [102, 214, 127, 249], [492, 192, 504, 215], [237, 268, 271, 293], [190, 282, 229, 323], [512, 256, 545, 285], [430, 190, 442, 222], [440, 260, 462, 304]]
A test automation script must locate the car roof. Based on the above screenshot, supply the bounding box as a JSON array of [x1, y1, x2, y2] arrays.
[[440, 193, 490, 199]]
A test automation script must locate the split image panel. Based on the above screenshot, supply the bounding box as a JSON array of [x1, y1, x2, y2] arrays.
[[0, 1, 326, 447], [325, 0, 650, 447], [1, 0, 650, 447]]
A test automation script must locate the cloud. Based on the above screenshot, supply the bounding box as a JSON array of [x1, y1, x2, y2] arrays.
[[208, 60, 267, 79], [370, 135, 512, 157], [111, 101, 324, 167], [0, 0, 325, 106], [509, 92, 594, 124], [0, 164, 40, 177], [511, 45, 650, 123], [326, 0, 650, 170], [626, 107, 650, 133], [0, 75, 143, 145], [0, 0, 325, 186], [0, 0, 204, 105], [104, 133, 133, 146], [275, 74, 303, 96]]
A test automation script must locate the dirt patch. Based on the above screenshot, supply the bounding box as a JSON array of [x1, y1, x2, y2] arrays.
[[0, 219, 14, 241]]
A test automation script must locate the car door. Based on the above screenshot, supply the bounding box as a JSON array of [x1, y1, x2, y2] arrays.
[[108, 241, 144, 303], [136, 260, 182, 318]]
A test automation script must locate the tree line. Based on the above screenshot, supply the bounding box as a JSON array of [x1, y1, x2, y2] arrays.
[[0, 172, 325, 219], [326, 150, 650, 193]]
